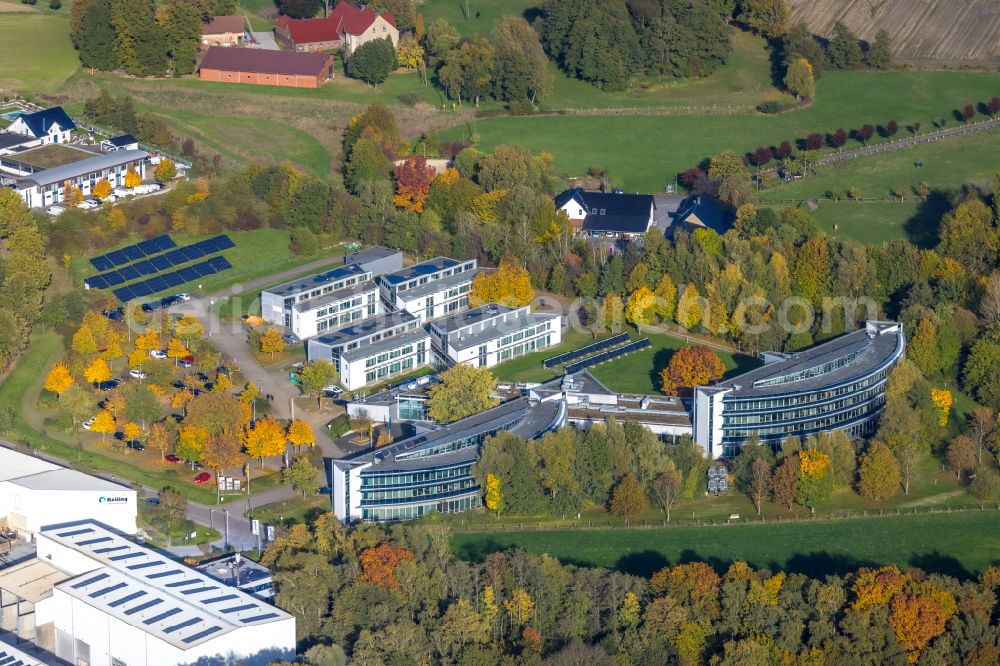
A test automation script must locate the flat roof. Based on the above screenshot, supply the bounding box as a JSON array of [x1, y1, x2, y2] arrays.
[[395, 266, 481, 301], [41, 522, 293, 650], [0, 133, 31, 150], [432, 304, 516, 334], [345, 246, 399, 264], [290, 279, 377, 313], [193, 555, 272, 587], [10, 468, 131, 492], [19, 150, 147, 188], [0, 557, 71, 603], [340, 328, 430, 362], [311, 310, 417, 348], [0, 447, 60, 481], [0, 636, 46, 666], [349, 375, 442, 407], [264, 263, 365, 298], [381, 257, 469, 285], [713, 322, 904, 398], [444, 311, 560, 352]]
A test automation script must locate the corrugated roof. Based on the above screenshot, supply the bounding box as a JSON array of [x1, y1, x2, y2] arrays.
[[18, 150, 147, 188], [202, 15, 245, 35], [199, 46, 332, 77]]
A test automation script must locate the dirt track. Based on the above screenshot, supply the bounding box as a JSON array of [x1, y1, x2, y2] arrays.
[[788, 0, 1000, 68]]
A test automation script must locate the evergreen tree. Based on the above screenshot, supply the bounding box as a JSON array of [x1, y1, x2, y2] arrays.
[[347, 37, 396, 87], [825, 21, 862, 69], [866, 29, 893, 69], [77, 0, 119, 70]]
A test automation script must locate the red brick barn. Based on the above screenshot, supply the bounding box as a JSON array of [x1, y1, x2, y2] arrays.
[[198, 47, 334, 89]]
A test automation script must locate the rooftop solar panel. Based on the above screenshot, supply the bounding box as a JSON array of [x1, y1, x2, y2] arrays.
[[149, 255, 173, 271], [124, 598, 163, 616], [130, 282, 155, 298], [109, 591, 147, 608], [89, 582, 128, 598], [155, 235, 177, 251], [137, 238, 161, 254], [146, 276, 168, 292], [181, 245, 206, 260], [164, 617, 202, 634], [182, 626, 223, 644], [132, 260, 156, 276], [108, 552, 145, 561], [117, 265, 141, 281], [179, 586, 218, 595], [113, 286, 134, 302], [220, 604, 257, 614], [240, 613, 279, 623], [56, 528, 94, 537], [84, 275, 108, 289], [164, 249, 188, 265], [165, 579, 201, 588], [147, 569, 182, 580], [78, 537, 113, 546], [90, 256, 114, 271], [103, 272, 126, 287], [213, 235, 235, 250], [143, 607, 182, 625], [177, 267, 200, 282], [162, 273, 184, 288], [72, 572, 109, 589], [106, 250, 129, 266], [193, 262, 216, 277], [201, 594, 239, 604], [122, 245, 145, 261]]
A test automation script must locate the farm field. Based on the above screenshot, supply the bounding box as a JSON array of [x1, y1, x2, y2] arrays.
[[760, 129, 1000, 246], [788, 0, 1000, 68], [446, 69, 1000, 191], [451, 509, 1000, 578], [0, 6, 79, 91]]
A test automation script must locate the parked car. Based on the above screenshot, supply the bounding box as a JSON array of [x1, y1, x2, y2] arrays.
[[82, 416, 96, 431], [102, 307, 124, 321], [178, 355, 195, 368], [127, 440, 145, 452], [146, 497, 160, 506], [78, 199, 100, 210], [149, 349, 168, 360], [160, 295, 182, 307], [165, 454, 181, 463], [47, 205, 66, 216], [141, 301, 163, 313], [176, 293, 192, 302], [129, 369, 146, 380], [323, 385, 342, 397], [102, 194, 118, 203], [112, 187, 130, 197], [98, 378, 121, 391], [283, 333, 300, 344], [317, 486, 332, 495], [193, 472, 212, 484]]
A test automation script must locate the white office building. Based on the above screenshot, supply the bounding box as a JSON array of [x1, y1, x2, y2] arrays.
[[306, 311, 431, 391], [260, 264, 374, 332], [7, 150, 148, 209], [428, 304, 561, 369], [379, 257, 479, 323], [31, 521, 295, 666], [0, 448, 136, 539]]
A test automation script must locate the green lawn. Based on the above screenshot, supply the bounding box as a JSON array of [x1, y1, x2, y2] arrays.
[[448, 69, 1000, 191], [452, 510, 1000, 579], [492, 328, 613, 384], [418, 0, 540, 37], [213, 253, 347, 321], [249, 494, 329, 526], [0, 8, 79, 92], [759, 130, 1000, 246]]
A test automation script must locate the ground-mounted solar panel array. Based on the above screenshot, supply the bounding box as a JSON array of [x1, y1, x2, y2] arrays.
[[564, 338, 652, 375], [543, 333, 629, 368], [84, 235, 235, 302]]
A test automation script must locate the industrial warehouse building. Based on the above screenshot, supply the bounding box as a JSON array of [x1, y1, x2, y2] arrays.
[[693, 321, 906, 458], [2, 521, 296, 666], [0, 448, 136, 538]]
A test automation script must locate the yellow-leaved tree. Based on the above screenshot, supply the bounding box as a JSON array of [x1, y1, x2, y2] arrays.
[[122, 422, 142, 445], [44, 362, 74, 397], [84, 357, 111, 387], [259, 327, 286, 358], [62, 181, 83, 207], [124, 166, 141, 189], [91, 410, 116, 444], [166, 338, 188, 366], [485, 473, 502, 518], [92, 179, 112, 199], [287, 419, 315, 451], [676, 283, 704, 331], [625, 287, 656, 331], [243, 417, 286, 467], [469, 254, 534, 308]]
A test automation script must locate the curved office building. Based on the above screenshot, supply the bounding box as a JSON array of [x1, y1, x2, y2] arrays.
[[694, 321, 905, 458], [332, 397, 566, 522]]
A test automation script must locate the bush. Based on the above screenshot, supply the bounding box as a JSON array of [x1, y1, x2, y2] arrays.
[[507, 100, 533, 116], [969, 468, 999, 500], [398, 92, 420, 107], [757, 101, 784, 114]]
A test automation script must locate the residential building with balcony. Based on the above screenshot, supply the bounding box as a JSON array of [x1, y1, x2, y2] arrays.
[[379, 257, 479, 324], [693, 321, 906, 459], [428, 304, 561, 368]]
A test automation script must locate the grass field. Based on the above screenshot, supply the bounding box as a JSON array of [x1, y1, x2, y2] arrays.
[[14, 144, 92, 168], [0, 7, 79, 91], [448, 69, 1000, 191], [760, 130, 1000, 246], [451, 510, 1000, 578], [418, 0, 539, 37]]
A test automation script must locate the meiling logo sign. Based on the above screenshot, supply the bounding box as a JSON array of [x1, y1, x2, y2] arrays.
[[98, 496, 129, 504]]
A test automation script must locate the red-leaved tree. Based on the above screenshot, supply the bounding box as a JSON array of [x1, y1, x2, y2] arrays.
[[393, 156, 436, 212], [829, 128, 848, 148], [804, 133, 823, 150], [775, 140, 792, 159], [358, 543, 415, 588], [660, 345, 725, 396]]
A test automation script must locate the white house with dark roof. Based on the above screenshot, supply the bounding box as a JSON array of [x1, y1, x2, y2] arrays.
[[3, 107, 76, 146], [554, 188, 655, 239]]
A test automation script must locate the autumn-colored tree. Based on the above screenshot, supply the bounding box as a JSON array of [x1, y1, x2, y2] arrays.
[[603, 292, 624, 332], [889, 589, 957, 662], [749, 458, 771, 515], [259, 327, 286, 359], [676, 283, 704, 330], [650, 562, 721, 617], [287, 419, 315, 451], [358, 543, 414, 588], [91, 178, 112, 199], [652, 273, 677, 322], [485, 473, 502, 518], [609, 474, 648, 525], [242, 416, 286, 466], [154, 159, 176, 183], [930, 388, 952, 426], [44, 362, 74, 397], [771, 455, 799, 509], [704, 282, 729, 336], [124, 166, 141, 189], [427, 363, 499, 423], [660, 346, 725, 396], [171, 389, 194, 414], [796, 449, 832, 512], [62, 181, 83, 207], [946, 435, 976, 481], [395, 34, 424, 69], [393, 156, 436, 212], [91, 410, 116, 444], [651, 469, 683, 521], [134, 330, 162, 355], [122, 421, 141, 445], [625, 286, 656, 330], [857, 442, 900, 500], [72, 324, 98, 356], [173, 314, 204, 341], [84, 357, 111, 387], [504, 588, 535, 626], [166, 338, 188, 366], [469, 255, 533, 308], [148, 421, 174, 460], [375, 429, 393, 448], [908, 319, 939, 375], [202, 428, 244, 477], [176, 424, 207, 463]]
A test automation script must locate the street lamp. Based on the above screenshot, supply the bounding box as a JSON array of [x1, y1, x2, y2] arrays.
[[209, 508, 220, 531], [224, 510, 230, 551]]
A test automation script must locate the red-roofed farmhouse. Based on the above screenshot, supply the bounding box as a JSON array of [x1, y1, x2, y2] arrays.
[[275, 2, 398, 54]]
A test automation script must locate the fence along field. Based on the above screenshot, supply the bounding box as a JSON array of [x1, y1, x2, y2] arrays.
[[788, 0, 1000, 67]]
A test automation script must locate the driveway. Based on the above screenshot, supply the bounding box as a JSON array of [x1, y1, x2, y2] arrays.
[[250, 31, 279, 50]]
